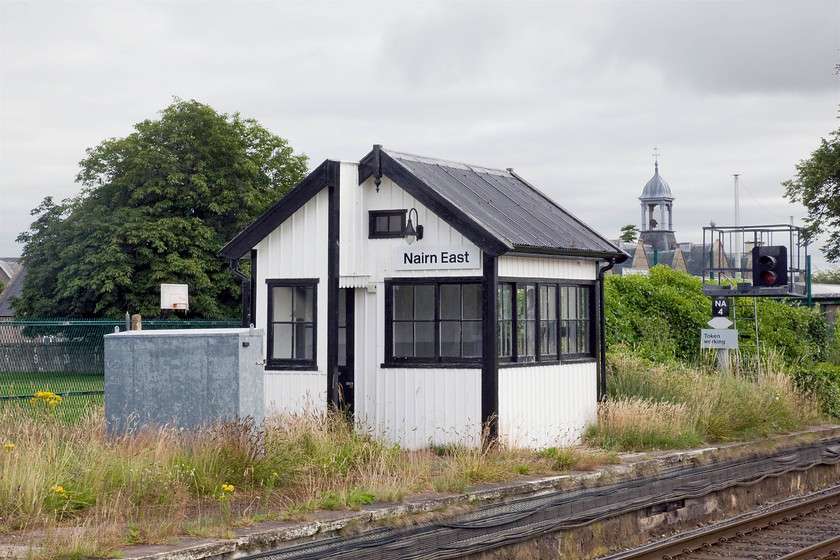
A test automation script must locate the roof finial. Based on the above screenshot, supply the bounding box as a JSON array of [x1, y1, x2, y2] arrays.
[[652, 145, 660, 171], [373, 144, 382, 193]]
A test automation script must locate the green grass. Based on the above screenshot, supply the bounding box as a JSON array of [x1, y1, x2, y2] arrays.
[[0, 405, 616, 556], [0, 371, 103, 397], [584, 349, 822, 452], [0, 394, 104, 424]]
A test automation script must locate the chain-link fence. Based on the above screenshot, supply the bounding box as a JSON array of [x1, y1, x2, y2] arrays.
[[0, 319, 239, 406]]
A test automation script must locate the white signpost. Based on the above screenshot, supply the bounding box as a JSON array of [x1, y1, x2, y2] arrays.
[[702, 316, 737, 371], [701, 328, 738, 349], [706, 316, 733, 330]]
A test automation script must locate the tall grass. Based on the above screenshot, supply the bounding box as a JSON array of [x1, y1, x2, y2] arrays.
[[0, 405, 611, 554], [586, 349, 822, 451]]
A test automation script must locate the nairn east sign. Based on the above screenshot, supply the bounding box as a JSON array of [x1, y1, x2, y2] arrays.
[[393, 245, 481, 271]]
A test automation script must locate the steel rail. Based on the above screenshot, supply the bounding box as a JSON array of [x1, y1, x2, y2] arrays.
[[774, 533, 840, 560], [601, 486, 840, 560]]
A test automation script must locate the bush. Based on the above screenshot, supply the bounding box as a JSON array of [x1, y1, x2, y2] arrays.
[[790, 362, 840, 419], [605, 266, 713, 363], [605, 266, 836, 368]]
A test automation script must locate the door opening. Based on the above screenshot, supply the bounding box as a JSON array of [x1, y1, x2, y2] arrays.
[[337, 288, 355, 413]]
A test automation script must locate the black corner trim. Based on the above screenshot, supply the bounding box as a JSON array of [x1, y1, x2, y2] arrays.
[[326, 160, 341, 409], [220, 160, 336, 259], [481, 252, 499, 444]]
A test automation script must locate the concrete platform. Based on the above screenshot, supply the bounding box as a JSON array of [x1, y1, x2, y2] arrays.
[[4, 425, 840, 560]]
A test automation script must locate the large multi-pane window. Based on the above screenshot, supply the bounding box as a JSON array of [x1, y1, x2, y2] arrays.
[[387, 280, 482, 364], [498, 281, 593, 363], [266, 279, 317, 369]]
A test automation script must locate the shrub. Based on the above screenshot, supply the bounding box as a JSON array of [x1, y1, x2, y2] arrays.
[[605, 266, 836, 369], [790, 362, 840, 419]]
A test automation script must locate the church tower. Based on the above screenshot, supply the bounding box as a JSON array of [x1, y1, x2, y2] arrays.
[[638, 158, 677, 251]]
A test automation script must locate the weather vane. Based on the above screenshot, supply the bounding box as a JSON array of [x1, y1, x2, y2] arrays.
[[652, 145, 660, 164]]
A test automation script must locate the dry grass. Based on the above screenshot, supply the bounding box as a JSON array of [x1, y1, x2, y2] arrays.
[[0, 406, 613, 556], [586, 350, 823, 451], [0, 349, 825, 556]]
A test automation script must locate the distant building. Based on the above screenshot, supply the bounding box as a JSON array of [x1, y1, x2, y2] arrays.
[[638, 160, 677, 251], [613, 160, 707, 276], [0, 259, 24, 319]]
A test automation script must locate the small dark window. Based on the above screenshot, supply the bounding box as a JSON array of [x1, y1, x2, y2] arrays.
[[266, 279, 318, 369], [369, 210, 406, 238]]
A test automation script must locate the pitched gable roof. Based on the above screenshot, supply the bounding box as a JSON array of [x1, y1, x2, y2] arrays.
[[359, 147, 627, 260], [222, 146, 628, 262], [221, 160, 339, 259]]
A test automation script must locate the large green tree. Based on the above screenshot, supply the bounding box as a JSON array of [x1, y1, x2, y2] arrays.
[[15, 99, 308, 318], [783, 125, 840, 262]]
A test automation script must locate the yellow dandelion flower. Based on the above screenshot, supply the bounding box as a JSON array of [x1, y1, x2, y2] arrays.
[[3, 443, 14, 452], [221, 483, 234, 493]]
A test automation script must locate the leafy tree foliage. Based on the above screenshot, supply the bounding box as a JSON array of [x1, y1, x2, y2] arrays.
[[783, 126, 840, 262], [15, 99, 308, 318], [604, 266, 833, 365], [619, 224, 639, 243], [812, 266, 840, 284]]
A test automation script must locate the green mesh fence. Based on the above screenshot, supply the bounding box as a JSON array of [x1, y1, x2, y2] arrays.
[[0, 319, 239, 403]]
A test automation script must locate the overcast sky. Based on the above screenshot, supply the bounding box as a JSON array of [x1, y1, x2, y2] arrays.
[[2, 0, 839, 269]]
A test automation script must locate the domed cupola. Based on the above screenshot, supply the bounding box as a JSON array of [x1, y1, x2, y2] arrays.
[[640, 161, 674, 202], [638, 159, 678, 251]]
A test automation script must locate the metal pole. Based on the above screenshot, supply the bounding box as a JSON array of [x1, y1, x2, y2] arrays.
[[807, 255, 812, 308], [733, 174, 741, 279]]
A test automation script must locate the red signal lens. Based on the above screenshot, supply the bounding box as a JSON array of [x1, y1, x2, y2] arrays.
[[761, 271, 778, 286]]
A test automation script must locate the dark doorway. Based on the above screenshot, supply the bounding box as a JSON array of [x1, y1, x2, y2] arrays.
[[337, 288, 355, 413]]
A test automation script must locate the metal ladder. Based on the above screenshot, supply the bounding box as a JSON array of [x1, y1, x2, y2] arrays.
[[731, 297, 761, 376]]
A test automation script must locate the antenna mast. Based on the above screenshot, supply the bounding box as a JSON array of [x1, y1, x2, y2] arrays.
[[734, 174, 741, 279]]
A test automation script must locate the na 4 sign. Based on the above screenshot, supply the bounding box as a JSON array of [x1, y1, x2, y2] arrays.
[[712, 296, 730, 317]]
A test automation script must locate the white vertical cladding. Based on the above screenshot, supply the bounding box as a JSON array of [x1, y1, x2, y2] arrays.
[[354, 280, 482, 450], [353, 176, 480, 281], [496, 254, 600, 449], [256, 188, 330, 415], [498, 255, 598, 281], [357, 367, 482, 450], [347, 175, 484, 449], [498, 362, 598, 449], [339, 162, 363, 279]]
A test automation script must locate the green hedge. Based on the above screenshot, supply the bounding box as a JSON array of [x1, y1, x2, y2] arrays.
[[604, 266, 833, 367]]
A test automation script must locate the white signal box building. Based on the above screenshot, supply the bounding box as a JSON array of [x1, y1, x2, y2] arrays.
[[222, 146, 628, 449]]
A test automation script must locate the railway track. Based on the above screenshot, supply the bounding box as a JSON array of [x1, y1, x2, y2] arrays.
[[603, 486, 840, 560]]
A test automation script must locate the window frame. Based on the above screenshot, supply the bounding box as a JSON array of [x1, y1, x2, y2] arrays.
[[369, 210, 407, 239], [498, 278, 596, 366], [384, 277, 484, 367], [265, 278, 319, 371]]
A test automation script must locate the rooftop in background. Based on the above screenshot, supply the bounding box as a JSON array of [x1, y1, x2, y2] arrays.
[[0, 262, 25, 318]]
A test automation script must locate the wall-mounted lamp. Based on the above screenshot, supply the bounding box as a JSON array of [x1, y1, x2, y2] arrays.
[[404, 208, 423, 245]]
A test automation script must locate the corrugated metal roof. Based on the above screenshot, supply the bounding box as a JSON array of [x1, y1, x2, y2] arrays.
[[384, 149, 626, 259]]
